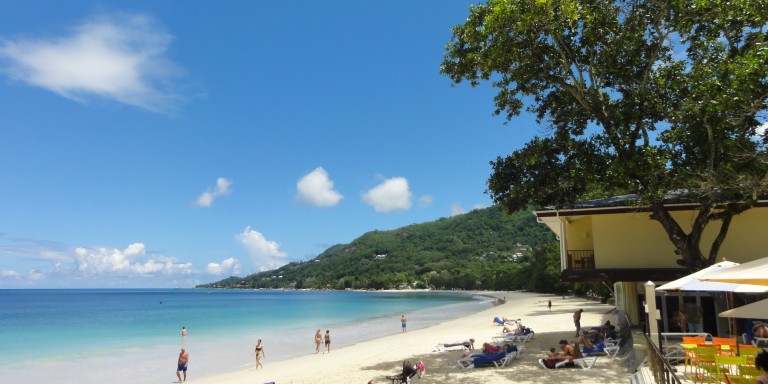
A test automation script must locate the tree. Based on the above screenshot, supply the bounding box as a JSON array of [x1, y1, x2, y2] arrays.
[[442, 0, 768, 270]]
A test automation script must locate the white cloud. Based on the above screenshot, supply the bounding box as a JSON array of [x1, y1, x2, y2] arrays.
[[1, 270, 20, 279], [196, 177, 233, 207], [362, 177, 412, 213], [74, 243, 193, 276], [0, 13, 184, 113], [450, 203, 467, 216], [237, 227, 287, 271], [418, 195, 433, 208], [758, 122, 767, 137], [296, 167, 343, 207], [206, 257, 241, 275], [28, 269, 45, 281]]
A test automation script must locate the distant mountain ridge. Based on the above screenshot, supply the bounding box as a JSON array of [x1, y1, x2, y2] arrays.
[[199, 205, 563, 291]]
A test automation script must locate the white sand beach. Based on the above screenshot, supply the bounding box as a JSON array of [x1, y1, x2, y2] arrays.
[[191, 292, 635, 384]]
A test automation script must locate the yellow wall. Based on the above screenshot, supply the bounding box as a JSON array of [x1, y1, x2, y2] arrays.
[[563, 206, 768, 268]]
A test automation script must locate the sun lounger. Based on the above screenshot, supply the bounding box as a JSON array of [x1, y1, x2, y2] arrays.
[[457, 351, 511, 369], [580, 341, 606, 356], [435, 340, 474, 352], [574, 356, 598, 369]]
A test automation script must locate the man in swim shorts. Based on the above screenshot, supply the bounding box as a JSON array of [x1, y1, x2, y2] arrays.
[[401, 315, 407, 332], [176, 347, 189, 382]]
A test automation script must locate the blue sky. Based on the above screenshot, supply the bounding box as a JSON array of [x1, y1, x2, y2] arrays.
[[0, 0, 546, 288]]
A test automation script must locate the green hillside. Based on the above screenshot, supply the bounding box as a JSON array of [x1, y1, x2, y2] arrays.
[[198, 205, 568, 292]]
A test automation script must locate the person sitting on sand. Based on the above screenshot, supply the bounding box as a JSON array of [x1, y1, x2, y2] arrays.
[[539, 339, 578, 369]]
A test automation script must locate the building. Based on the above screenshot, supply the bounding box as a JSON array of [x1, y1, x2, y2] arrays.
[[534, 195, 768, 334]]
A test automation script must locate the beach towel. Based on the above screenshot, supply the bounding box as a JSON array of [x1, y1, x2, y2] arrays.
[[471, 352, 507, 367]]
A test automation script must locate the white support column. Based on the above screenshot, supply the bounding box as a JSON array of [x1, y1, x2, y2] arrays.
[[644, 281, 660, 347]]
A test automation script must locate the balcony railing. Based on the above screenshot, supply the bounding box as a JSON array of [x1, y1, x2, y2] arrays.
[[567, 250, 595, 270]]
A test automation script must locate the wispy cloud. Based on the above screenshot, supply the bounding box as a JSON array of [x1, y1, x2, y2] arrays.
[[236, 227, 287, 271], [1, 270, 20, 279], [362, 177, 412, 213], [418, 194, 433, 208], [296, 167, 343, 207], [196, 177, 233, 207], [0, 13, 185, 113], [450, 203, 467, 216]]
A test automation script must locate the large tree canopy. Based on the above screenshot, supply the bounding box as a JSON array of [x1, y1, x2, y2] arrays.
[[442, 0, 768, 270]]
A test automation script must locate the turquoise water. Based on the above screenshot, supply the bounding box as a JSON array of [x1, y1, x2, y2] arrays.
[[0, 289, 490, 383]]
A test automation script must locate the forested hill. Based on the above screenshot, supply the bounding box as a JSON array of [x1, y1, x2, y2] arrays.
[[198, 205, 566, 292]]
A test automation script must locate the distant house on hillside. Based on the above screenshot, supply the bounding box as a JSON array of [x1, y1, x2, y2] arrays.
[[534, 194, 768, 332], [374, 254, 387, 260]]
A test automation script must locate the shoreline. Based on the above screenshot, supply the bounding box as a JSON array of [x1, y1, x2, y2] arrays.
[[192, 291, 633, 384]]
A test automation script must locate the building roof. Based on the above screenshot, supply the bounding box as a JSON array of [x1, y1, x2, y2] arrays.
[[535, 193, 768, 217]]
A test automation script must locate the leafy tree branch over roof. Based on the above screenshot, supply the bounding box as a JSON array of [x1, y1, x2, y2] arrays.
[[441, 0, 768, 270]]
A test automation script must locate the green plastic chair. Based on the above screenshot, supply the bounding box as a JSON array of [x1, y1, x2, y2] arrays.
[[714, 355, 746, 383]]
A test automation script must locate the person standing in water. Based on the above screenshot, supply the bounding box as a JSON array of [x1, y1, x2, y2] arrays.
[[254, 339, 265, 369], [181, 326, 187, 337], [401, 315, 407, 333]]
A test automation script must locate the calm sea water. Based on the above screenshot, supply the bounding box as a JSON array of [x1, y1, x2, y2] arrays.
[[0, 289, 490, 384]]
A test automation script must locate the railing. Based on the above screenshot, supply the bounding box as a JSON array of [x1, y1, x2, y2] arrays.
[[644, 333, 684, 384], [567, 250, 595, 269]]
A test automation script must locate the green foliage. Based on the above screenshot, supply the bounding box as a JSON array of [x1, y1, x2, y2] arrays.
[[199, 206, 568, 292], [442, 0, 768, 270]]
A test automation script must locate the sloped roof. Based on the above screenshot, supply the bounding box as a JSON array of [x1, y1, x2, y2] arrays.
[[536, 193, 768, 217]]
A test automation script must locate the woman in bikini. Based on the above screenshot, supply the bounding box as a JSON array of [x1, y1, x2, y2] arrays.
[[315, 329, 322, 354], [254, 339, 265, 369]]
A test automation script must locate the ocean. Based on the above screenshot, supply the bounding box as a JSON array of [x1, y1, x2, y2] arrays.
[[0, 289, 491, 384]]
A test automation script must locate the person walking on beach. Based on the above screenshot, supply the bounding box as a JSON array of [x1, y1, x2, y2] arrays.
[[315, 329, 322, 354], [254, 339, 265, 369], [176, 347, 189, 382], [547, 300, 552, 311], [401, 315, 407, 333], [573, 308, 583, 336], [324, 330, 331, 353]]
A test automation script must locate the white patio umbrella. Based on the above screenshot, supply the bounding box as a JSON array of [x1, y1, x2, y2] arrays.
[[700, 256, 768, 286], [656, 261, 768, 293], [718, 298, 768, 319]]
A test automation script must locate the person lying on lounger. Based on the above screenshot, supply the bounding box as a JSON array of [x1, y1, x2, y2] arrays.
[[538, 339, 578, 369]]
